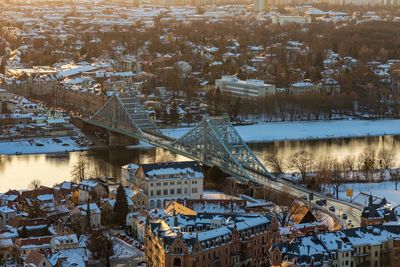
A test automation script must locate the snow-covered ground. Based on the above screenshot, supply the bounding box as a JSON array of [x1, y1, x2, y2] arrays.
[[162, 119, 400, 143], [0, 137, 89, 155], [335, 181, 400, 208]]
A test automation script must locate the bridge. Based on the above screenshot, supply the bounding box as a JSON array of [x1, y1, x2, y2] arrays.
[[85, 93, 363, 227]]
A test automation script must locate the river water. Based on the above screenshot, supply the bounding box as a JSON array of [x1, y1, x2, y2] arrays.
[[1, 135, 400, 192]]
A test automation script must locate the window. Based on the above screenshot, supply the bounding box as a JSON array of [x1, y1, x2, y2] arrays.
[[150, 191, 154, 196], [164, 189, 168, 195], [184, 188, 187, 194], [192, 180, 197, 184], [177, 188, 182, 194], [192, 188, 198, 194], [150, 183, 153, 186], [156, 182, 161, 186], [163, 182, 168, 186], [170, 189, 175, 194], [177, 181, 181, 185], [170, 182, 174, 185], [184, 181, 188, 184], [156, 190, 161, 196]]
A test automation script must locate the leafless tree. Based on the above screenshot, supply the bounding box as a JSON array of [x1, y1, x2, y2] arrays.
[[343, 155, 356, 180], [315, 158, 333, 193], [265, 149, 285, 174], [28, 179, 41, 191], [390, 169, 400, 191], [358, 149, 375, 182], [330, 160, 345, 199], [71, 155, 90, 183], [289, 150, 314, 182], [378, 148, 395, 180]]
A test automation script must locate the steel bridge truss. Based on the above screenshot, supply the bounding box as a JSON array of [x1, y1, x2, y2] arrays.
[[87, 95, 271, 182], [87, 94, 161, 137], [170, 116, 272, 180]]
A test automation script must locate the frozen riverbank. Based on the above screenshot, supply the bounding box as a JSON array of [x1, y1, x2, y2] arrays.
[[162, 119, 400, 143], [0, 137, 89, 155]]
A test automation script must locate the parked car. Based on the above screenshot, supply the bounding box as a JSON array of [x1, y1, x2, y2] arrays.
[[316, 199, 326, 206], [329, 206, 335, 212], [341, 213, 348, 220]]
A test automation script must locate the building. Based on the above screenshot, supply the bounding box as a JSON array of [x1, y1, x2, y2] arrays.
[[254, 0, 269, 12], [361, 196, 397, 227], [319, 77, 341, 94], [77, 179, 109, 204], [127, 161, 204, 209], [272, 15, 312, 25], [50, 234, 79, 251], [146, 213, 280, 267], [289, 80, 318, 94], [0, 206, 16, 228], [270, 223, 400, 267], [215, 76, 276, 97], [71, 203, 101, 229]]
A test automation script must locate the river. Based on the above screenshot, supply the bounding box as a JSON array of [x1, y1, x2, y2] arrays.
[[1, 135, 400, 192]]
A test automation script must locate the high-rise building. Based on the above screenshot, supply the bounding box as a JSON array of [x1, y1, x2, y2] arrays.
[[254, 0, 270, 12]]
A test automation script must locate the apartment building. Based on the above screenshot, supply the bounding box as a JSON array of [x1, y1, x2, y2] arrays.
[[270, 224, 400, 267], [215, 75, 276, 97], [146, 213, 280, 267], [127, 161, 204, 209]]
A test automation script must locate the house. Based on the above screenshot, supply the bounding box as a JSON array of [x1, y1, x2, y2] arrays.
[[128, 161, 204, 209], [0, 206, 16, 228], [24, 251, 52, 267], [361, 196, 397, 227], [71, 203, 101, 229], [289, 80, 318, 94], [78, 179, 109, 204], [50, 234, 79, 251], [319, 77, 341, 95], [14, 236, 52, 259]]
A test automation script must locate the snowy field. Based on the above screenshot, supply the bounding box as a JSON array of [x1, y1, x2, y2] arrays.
[[162, 119, 400, 143], [0, 137, 89, 155], [335, 181, 400, 207]]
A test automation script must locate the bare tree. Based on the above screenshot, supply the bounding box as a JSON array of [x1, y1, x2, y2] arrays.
[[390, 169, 400, 191], [28, 179, 41, 191], [71, 155, 90, 183], [358, 149, 375, 182], [343, 155, 356, 180], [265, 150, 285, 174], [330, 160, 345, 199], [289, 150, 314, 182], [315, 158, 333, 193], [378, 148, 395, 180]]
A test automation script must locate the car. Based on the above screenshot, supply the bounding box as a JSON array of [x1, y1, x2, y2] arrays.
[[316, 199, 326, 206], [329, 206, 335, 212], [341, 213, 348, 220]]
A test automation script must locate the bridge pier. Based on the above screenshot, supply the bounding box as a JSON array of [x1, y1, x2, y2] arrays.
[[108, 131, 139, 147]]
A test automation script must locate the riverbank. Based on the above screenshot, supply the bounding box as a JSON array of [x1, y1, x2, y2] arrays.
[[162, 119, 400, 143], [0, 136, 91, 155]]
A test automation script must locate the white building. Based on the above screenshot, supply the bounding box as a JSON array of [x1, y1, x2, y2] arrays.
[[127, 161, 204, 209], [215, 76, 276, 97], [272, 15, 312, 25], [0, 206, 16, 228]]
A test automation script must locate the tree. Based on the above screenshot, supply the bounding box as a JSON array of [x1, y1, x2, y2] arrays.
[[169, 102, 180, 125], [289, 151, 314, 182], [71, 155, 90, 182], [206, 166, 226, 185], [28, 179, 41, 191], [358, 149, 375, 182], [113, 184, 129, 226], [89, 229, 113, 267], [390, 169, 400, 191], [343, 155, 356, 180], [378, 148, 394, 179], [86, 202, 91, 231], [19, 226, 28, 238], [265, 150, 285, 174], [330, 160, 345, 199]]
